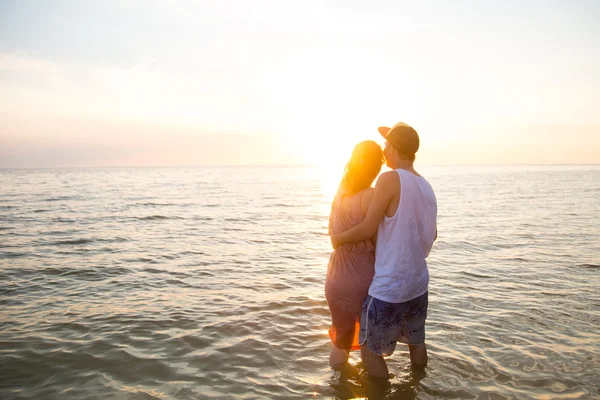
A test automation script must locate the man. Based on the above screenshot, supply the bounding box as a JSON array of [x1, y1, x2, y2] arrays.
[[330, 122, 437, 380]]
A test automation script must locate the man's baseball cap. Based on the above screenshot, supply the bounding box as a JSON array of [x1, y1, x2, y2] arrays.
[[378, 122, 420, 156]]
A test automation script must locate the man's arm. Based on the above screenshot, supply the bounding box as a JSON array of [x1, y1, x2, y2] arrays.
[[331, 171, 397, 247]]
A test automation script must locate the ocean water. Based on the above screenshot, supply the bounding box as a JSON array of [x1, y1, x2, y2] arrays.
[[1, 165, 599, 400]]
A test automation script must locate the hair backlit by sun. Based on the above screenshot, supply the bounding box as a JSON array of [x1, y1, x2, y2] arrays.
[[282, 128, 360, 201]]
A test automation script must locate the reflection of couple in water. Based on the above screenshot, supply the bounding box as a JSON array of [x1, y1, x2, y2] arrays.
[[326, 122, 438, 382]]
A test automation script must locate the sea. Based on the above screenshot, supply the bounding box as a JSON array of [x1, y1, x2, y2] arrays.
[[1, 165, 599, 400]]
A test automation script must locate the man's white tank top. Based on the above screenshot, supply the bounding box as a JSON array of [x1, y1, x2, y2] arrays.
[[368, 169, 437, 303]]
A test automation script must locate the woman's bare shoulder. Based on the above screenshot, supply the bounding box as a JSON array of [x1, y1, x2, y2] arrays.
[[360, 187, 375, 214]]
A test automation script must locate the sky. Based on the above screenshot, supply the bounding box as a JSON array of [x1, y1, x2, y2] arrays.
[[0, 0, 599, 168]]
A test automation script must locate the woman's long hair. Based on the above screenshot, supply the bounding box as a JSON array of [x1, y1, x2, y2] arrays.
[[338, 140, 384, 196]]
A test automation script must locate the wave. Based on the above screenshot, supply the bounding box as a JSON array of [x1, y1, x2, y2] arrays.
[[52, 238, 95, 245], [46, 237, 128, 246], [52, 217, 76, 222], [135, 215, 184, 220], [43, 195, 81, 202], [223, 217, 250, 222], [0, 251, 30, 259], [461, 271, 493, 279], [191, 216, 213, 221], [135, 202, 176, 207], [222, 227, 244, 232], [179, 250, 207, 256]]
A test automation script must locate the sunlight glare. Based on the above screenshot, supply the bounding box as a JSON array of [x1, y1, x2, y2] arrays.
[[282, 123, 375, 201]]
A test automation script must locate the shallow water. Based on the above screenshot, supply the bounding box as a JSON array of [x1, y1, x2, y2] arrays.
[[1, 165, 599, 399]]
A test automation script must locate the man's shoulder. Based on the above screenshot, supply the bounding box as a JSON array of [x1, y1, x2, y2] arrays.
[[377, 170, 399, 183], [373, 171, 400, 203], [376, 170, 400, 189]]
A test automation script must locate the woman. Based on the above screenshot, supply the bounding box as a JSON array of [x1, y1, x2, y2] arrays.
[[326, 140, 383, 368]]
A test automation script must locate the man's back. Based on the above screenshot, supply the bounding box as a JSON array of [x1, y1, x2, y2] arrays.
[[369, 169, 437, 303]]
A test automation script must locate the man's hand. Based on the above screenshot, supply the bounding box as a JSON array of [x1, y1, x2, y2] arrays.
[[330, 234, 341, 249]]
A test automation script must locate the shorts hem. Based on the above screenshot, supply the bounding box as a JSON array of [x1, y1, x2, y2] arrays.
[[397, 338, 426, 346], [360, 340, 387, 357]]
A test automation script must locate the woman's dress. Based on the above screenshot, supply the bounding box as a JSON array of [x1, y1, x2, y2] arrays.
[[325, 191, 375, 350]]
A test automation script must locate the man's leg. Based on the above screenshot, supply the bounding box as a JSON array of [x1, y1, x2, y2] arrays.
[[360, 344, 389, 379], [405, 292, 428, 369], [408, 342, 427, 368]]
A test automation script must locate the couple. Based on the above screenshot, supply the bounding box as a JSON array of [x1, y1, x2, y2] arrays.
[[326, 122, 437, 380]]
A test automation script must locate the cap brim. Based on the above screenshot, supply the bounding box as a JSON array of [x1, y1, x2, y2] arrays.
[[378, 126, 390, 138]]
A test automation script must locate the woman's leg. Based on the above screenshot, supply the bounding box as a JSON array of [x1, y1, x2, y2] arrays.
[[329, 346, 349, 369]]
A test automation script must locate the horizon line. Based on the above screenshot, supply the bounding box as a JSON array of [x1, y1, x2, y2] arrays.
[[1, 163, 600, 170]]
